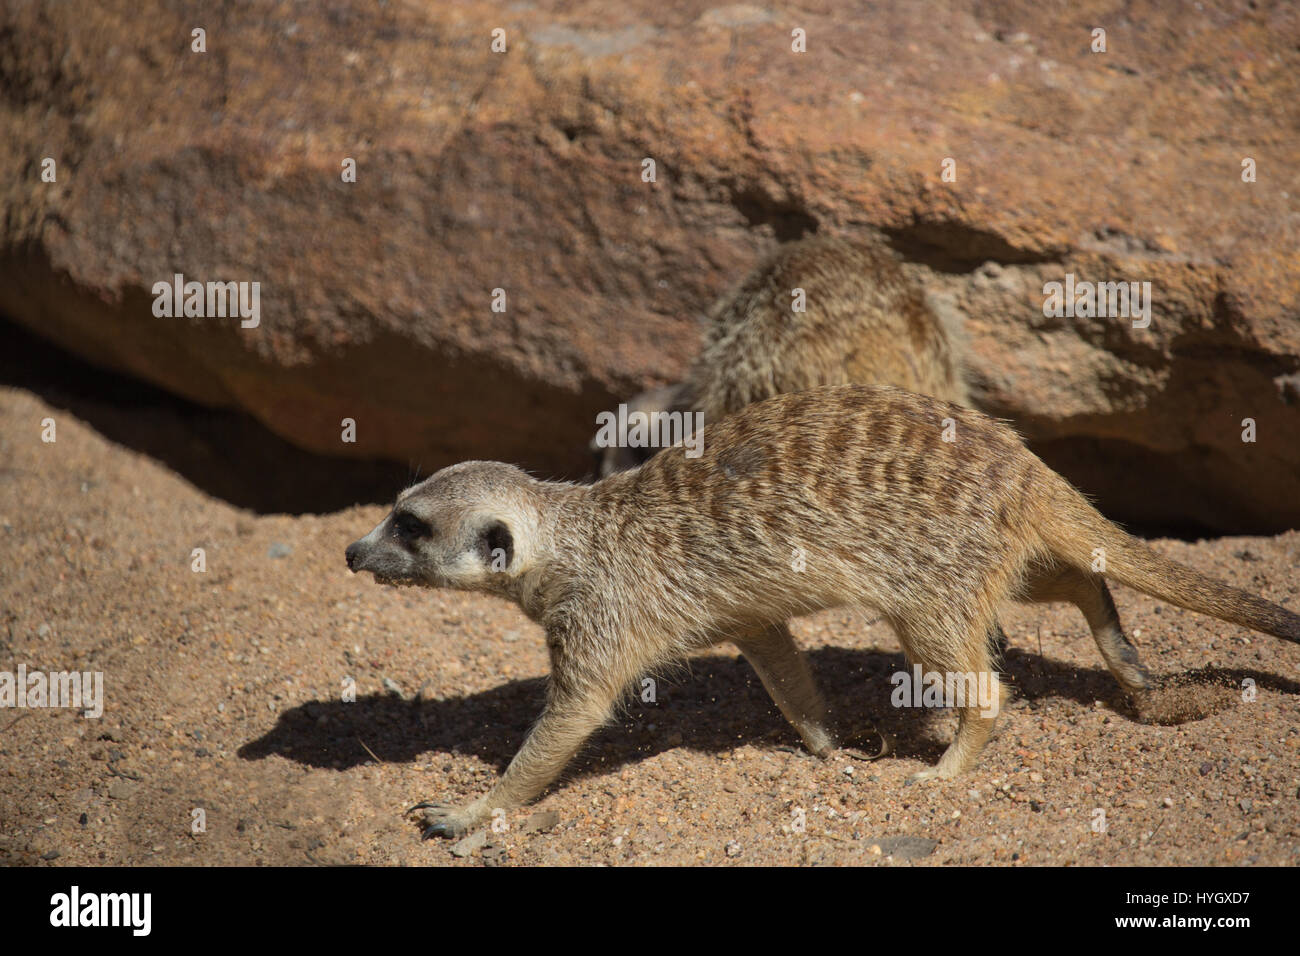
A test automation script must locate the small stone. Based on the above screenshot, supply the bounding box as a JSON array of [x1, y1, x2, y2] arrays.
[[267, 542, 292, 559], [871, 835, 938, 859], [107, 780, 138, 800], [522, 810, 561, 833], [725, 841, 742, 858], [450, 830, 488, 858]]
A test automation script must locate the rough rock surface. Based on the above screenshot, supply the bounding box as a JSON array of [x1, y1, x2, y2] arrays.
[[2, 0, 1298, 531]]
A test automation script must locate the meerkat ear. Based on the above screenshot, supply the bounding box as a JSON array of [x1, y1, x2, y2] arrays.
[[478, 520, 514, 570]]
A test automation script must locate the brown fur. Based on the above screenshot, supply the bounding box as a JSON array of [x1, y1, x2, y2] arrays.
[[595, 233, 968, 476], [349, 384, 1299, 839]]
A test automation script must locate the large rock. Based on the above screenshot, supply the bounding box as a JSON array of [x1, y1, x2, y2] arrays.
[[1, 0, 1297, 531]]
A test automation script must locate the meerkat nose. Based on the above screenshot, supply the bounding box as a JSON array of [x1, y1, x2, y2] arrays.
[[345, 542, 361, 571]]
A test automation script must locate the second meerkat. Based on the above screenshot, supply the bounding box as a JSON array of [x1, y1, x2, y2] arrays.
[[348, 385, 1300, 839], [595, 233, 968, 475]]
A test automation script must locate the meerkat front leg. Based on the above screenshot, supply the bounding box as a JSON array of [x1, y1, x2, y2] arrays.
[[413, 682, 617, 839], [415, 626, 653, 840], [730, 623, 837, 757], [898, 617, 1007, 784]]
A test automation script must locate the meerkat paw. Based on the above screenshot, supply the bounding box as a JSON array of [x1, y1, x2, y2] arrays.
[[408, 800, 478, 840], [904, 767, 949, 786]]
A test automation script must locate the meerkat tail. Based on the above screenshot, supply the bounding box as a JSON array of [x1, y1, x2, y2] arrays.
[[1042, 477, 1300, 643]]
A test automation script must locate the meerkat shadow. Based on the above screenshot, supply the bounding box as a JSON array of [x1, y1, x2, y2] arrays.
[[237, 649, 923, 774], [230, 648, 938, 776], [236, 649, 1300, 778], [998, 648, 1300, 724]]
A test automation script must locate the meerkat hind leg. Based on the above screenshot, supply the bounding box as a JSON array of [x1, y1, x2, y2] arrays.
[[1021, 563, 1152, 696], [729, 623, 837, 757]]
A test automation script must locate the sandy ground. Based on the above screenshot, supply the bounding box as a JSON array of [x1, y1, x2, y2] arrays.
[[1, 384, 1298, 867]]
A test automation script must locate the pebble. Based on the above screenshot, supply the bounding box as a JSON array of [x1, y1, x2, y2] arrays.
[[450, 830, 488, 858], [523, 810, 561, 833], [108, 780, 139, 800], [870, 835, 938, 859]]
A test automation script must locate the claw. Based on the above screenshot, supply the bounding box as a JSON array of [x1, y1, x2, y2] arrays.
[[422, 823, 455, 840], [407, 800, 446, 814], [840, 725, 894, 762], [409, 798, 469, 839]]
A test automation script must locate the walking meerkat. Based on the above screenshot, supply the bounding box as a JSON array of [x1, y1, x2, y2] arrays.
[[348, 385, 1299, 839], [593, 233, 968, 476]]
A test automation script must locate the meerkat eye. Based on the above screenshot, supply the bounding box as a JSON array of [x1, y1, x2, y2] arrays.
[[393, 512, 432, 540]]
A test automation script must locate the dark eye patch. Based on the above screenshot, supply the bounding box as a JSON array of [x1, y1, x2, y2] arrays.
[[393, 512, 432, 540]]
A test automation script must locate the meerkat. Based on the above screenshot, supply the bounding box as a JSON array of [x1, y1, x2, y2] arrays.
[[593, 233, 968, 476], [348, 384, 1299, 839]]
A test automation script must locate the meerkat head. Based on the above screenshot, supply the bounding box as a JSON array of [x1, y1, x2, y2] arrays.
[[345, 461, 543, 595]]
